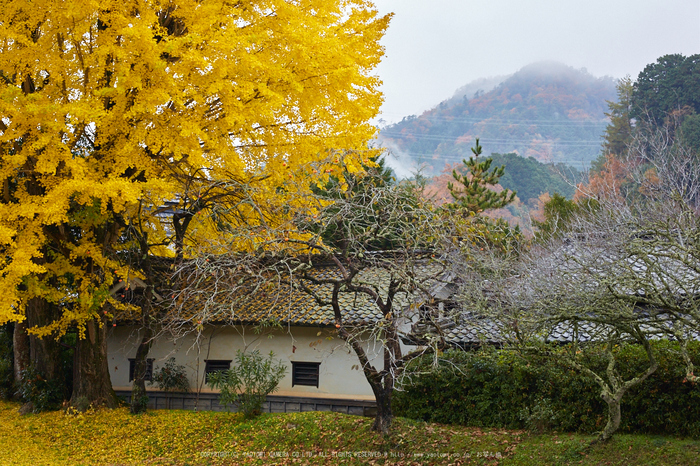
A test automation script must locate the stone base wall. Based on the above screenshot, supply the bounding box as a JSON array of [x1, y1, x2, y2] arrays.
[[115, 390, 377, 417]]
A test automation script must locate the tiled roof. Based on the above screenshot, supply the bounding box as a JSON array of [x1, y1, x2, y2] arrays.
[[441, 315, 505, 346], [170, 261, 444, 327], [414, 310, 700, 348], [230, 282, 383, 327], [411, 315, 632, 348], [429, 233, 700, 347]]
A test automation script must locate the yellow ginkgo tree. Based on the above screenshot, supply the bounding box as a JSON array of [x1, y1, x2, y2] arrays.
[[0, 0, 389, 408]]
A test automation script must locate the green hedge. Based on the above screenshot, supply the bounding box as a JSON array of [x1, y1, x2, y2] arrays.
[[393, 342, 700, 437]]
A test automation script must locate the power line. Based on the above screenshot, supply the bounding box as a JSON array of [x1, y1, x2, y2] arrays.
[[381, 153, 593, 171], [377, 134, 603, 147], [395, 152, 593, 166], [379, 113, 609, 127]]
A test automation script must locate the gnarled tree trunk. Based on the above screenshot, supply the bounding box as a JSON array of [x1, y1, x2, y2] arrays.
[[599, 391, 624, 442], [369, 373, 393, 434], [13, 320, 30, 390], [130, 326, 154, 414], [71, 316, 119, 408], [12, 297, 66, 412], [25, 297, 63, 383], [587, 337, 658, 444]]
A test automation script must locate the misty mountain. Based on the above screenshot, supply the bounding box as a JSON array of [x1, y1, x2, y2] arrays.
[[378, 62, 616, 176], [448, 74, 510, 103]]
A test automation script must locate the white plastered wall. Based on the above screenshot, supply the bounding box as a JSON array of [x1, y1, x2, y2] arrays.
[[107, 324, 385, 400]]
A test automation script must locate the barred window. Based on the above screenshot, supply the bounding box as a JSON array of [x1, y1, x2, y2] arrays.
[[205, 360, 231, 383], [291, 362, 320, 388]]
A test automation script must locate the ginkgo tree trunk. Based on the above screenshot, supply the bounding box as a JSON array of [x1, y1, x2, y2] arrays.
[[0, 0, 389, 408]]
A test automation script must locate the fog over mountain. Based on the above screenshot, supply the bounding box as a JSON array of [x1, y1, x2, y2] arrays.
[[377, 62, 617, 177], [371, 0, 699, 122], [449, 75, 511, 102]]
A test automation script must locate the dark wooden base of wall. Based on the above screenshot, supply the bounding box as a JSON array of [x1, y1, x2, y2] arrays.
[[115, 390, 377, 417]]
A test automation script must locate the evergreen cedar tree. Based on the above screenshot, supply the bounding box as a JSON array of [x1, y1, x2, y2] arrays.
[[447, 138, 516, 213], [602, 76, 633, 158], [0, 1, 390, 405], [596, 54, 700, 166], [587, 53, 700, 205], [632, 54, 700, 125], [629, 54, 700, 154]]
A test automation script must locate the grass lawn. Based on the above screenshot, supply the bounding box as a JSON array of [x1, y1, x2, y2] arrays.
[[0, 401, 698, 465]]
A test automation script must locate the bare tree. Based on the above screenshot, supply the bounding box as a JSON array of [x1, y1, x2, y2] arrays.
[[166, 165, 467, 433], [597, 201, 700, 383], [626, 115, 700, 209], [574, 114, 700, 383], [458, 202, 664, 443], [108, 170, 273, 414], [578, 111, 700, 211]]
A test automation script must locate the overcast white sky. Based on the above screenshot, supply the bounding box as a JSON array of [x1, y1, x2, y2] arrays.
[[371, 0, 700, 123]]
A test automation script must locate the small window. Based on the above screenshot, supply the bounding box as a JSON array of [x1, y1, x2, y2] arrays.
[[205, 359, 231, 383], [128, 358, 154, 382], [292, 362, 320, 388]]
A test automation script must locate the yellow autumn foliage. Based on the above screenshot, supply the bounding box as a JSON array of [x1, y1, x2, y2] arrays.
[[0, 400, 528, 465], [0, 1, 389, 330]]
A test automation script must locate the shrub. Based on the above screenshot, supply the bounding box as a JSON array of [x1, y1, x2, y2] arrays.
[[518, 397, 560, 433], [394, 342, 700, 437], [0, 326, 14, 400], [208, 350, 286, 418], [17, 366, 64, 413], [151, 358, 190, 393], [0, 357, 13, 401]]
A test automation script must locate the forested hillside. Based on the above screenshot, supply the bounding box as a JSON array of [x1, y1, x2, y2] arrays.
[[379, 61, 616, 175], [487, 153, 578, 200], [424, 152, 580, 235]]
